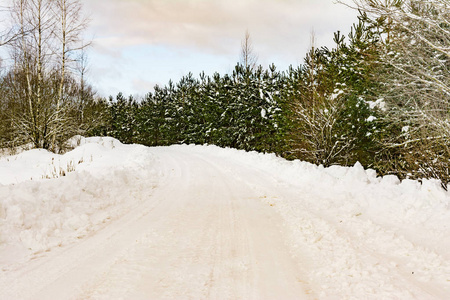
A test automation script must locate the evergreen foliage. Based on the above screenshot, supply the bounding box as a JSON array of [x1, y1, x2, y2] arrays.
[[95, 64, 288, 154], [286, 16, 383, 167]]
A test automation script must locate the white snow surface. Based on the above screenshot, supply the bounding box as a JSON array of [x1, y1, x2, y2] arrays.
[[0, 137, 449, 299]]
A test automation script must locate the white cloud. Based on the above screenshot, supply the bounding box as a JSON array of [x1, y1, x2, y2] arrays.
[[84, 0, 358, 58]]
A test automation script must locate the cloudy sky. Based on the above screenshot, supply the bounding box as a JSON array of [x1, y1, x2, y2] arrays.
[[81, 0, 357, 97]]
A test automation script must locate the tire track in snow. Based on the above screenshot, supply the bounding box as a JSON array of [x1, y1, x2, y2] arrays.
[[193, 147, 450, 299], [73, 148, 311, 299]]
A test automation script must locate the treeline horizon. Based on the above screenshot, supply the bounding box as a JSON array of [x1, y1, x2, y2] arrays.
[[1, 0, 449, 189]]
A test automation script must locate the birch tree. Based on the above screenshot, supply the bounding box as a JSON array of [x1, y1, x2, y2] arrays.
[[9, 0, 55, 149], [1, 0, 90, 151], [51, 0, 89, 150]]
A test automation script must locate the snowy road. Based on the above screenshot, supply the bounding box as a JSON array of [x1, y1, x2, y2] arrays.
[[0, 141, 449, 299], [1, 146, 311, 299]]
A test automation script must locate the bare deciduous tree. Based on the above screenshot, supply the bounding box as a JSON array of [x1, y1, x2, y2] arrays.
[[2, 0, 90, 151], [51, 0, 89, 150], [10, 0, 55, 149], [240, 30, 258, 70]]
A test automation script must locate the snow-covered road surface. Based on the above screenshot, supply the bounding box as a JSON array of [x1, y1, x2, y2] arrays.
[[1, 138, 449, 299]]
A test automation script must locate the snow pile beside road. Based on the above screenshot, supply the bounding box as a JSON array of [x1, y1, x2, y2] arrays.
[[186, 144, 449, 244], [0, 137, 159, 262], [0, 137, 126, 185]]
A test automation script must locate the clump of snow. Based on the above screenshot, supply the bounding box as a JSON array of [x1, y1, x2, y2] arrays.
[[366, 115, 376, 122], [331, 89, 344, 100], [367, 98, 386, 111], [260, 108, 267, 119]]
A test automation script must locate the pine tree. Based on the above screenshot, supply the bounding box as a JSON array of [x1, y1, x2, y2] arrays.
[[287, 17, 383, 167]]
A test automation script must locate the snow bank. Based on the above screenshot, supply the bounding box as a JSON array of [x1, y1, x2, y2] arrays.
[[0, 137, 159, 261], [181, 145, 449, 240], [0, 137, 127, 185]]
